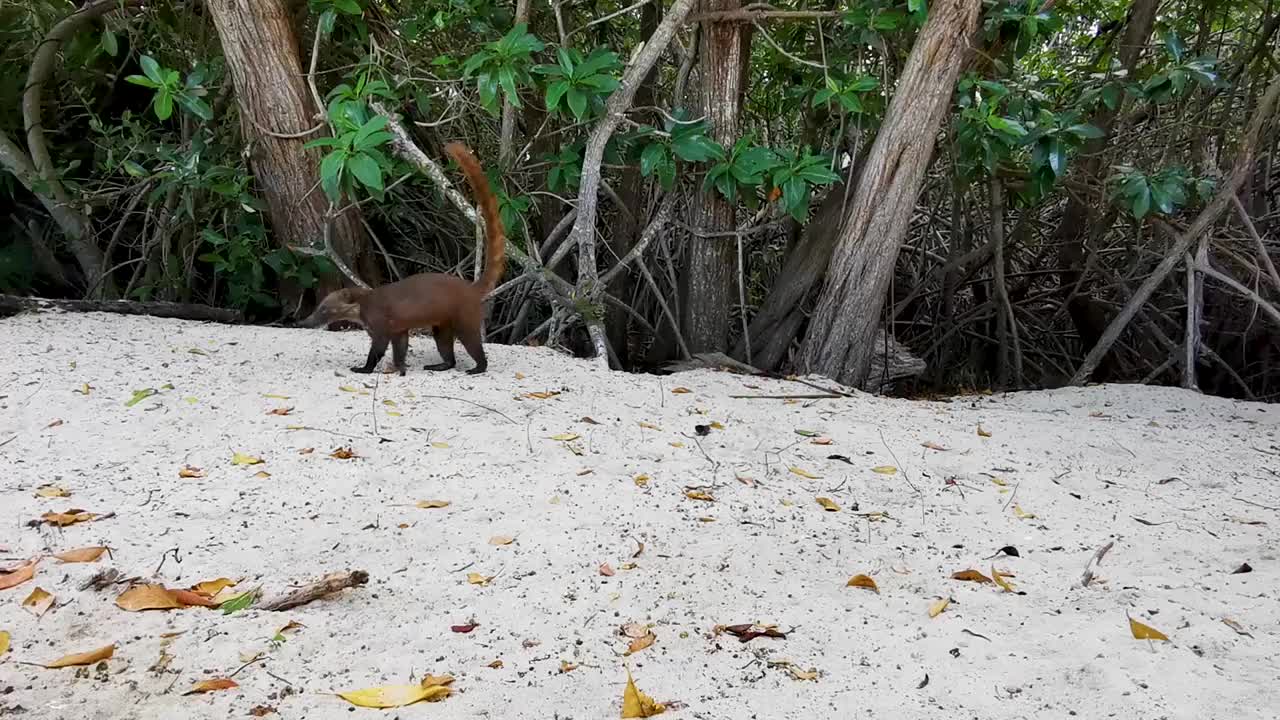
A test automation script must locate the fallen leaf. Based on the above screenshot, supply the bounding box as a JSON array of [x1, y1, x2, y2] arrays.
[[787, 666, 819, 681], [125, 388, 157, 407], [337, 681, 451, 708], [580, 416, 600, 425], [0, 631, 8, 654], [514, 372, 526, 380], [218, 590, 257, 614], [1231, 562, 1253, 574], [600, 563, 616, 577], [338, 385, 358, 393], [46, 419, 63, 428], [231, 452, 263, 466], [622, 623, 650, 639], [267, 407, 293, 416], [525, 391, 561, 400], [22, 587, 54, 617], [40, 510, 96, 526], [488, 535, 515, 546], [684, 489, 715, 502], [779, 498, 795, 507], [794, 429, 820, 437], [845, 574, 879, 593], [670, 387, 692, 394], [178, 465, 206, 479], [977, 425, 992, 437], [708, 421, 725, 430], [0, 561, 37, 590], [381, 399, 397, 407], [53, 546, 107, 563], [810, 437, 833, 445], [189, 578, 236, 597], [431, 441, 450, 449], [116, 584, 183, 611], [789, 466, 819, 479], [487, 659, 504, 669], [621, 668, 665, 718], [922, 441, 948, 451], [928, 597, 951, 618], [559, 660, 579, 673], [638, 421, 661, 430], [951, 569, 993, 584], [1221, 618, 1252, 637], [815, 497, 840, 512], [669, 441, 684, 448], [451, 622, 478, 633], [416, 499, 451, 509], [467, 573, 493, 586], [722, 623, 787, 643], [34, 484, 70, 498], [632, 540, 645, 558], [871, 465, 897, 475], [736, 474, 756, 487], [172, 589, 219, 607], [329, 446, 358, 460], [1129, 616, 1169, 641], [550, 433, 580, 441], [620, 562, 638, 570], [298, 447, 314, 454], [626, 630, 656, 655], [74, 383, 92, 395], [264, 393, 290, 400], [989, 476, 1008, 487], [633, 474, 650, 488], [185, 678, 239, 695], [44, 644, 115, 668], [249, 705, 277, 717], [991, 565, 1016, 593], [1012, 504, 1036, 520]]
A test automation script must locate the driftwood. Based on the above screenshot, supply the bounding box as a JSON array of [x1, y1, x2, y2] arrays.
[[258, 569, 369, 611], [0, 295, 242, 324]]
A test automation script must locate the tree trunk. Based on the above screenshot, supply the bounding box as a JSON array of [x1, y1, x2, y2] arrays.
[[205, 0, 366, 301], [679, 0, 753, 353], [798, 0, 981, 386]]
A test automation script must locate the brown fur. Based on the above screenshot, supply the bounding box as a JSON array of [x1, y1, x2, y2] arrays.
[[301, 142, 505, 375]]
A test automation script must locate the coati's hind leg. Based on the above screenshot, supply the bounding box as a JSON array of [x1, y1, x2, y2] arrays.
[[425, 324, 456, 371], [458, 316, 487, 375], [353, 334, 389, 374], [391, 333, 409, 376]]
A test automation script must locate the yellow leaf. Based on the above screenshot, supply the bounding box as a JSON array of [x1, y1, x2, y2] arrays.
[[75, 383, 92, 395], [116, 584, 183, 611], [488, 535, 515, 546], [709, 421, 724, 430], [550, 433, 580, 441], [989, 476, 1007, 487], [184, 678, 239, 695], [43, 644, 115, 668], [789, 466, 819, 479], [684, 489, 715, 502], [183, 397, 198, 404], [638, 421, 661, 430], [780, 498, 795, 507], [524, 390, 560, 400], [387, 411, 402, 417], [22, 587, 55, 617], [621, 668, 665, 718], [633, 474, 650, 488], [669, 442, 684, 448], [53, 546, 107, 563], [190, 578, 236, 596], [815, 497, 840, 512], [787, 666, 819, 681], [264, 393, 290, 400], [34, 485, 70, 498], [231, 452, 263, 466], [382, 399, 397, 407], [41, 510, 96, 526], [467, 573, 493, 586], [992, 565, 1016, 593], [977, 424, 992, 437], [670, 387, 692, 394], [1012, 504, 1036, 520], [337, 683, 451, 708], [416, 499, 451, 509], [338, 385, 358, 393], [1129, 617, 1169, 641], [431, 441, 450, 449], [871, 465, 897, 475], [951, 569, 993, 584], [0, 631, 9, 655], [178, 465, 206, 479], [560, 660, 579, 673], [619, 562, 638, 571], [514, 372, 526, 380], [845, 574, 879, 593], [927, 597, 951, 618], [697, 516, 717, 522]]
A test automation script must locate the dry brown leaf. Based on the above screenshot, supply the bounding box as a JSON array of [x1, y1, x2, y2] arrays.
[[514, 372, 526, 380], [178, 465, 206, 479], [298, 447, 314, 455], [789, 466, 819, 479], [599, 563, 616, 577], [1221, 618, 1252, 637], [684, 489, 715, 502], [1129, 616, 1169, 641], [991, 565, 1016, 593], [53, 546, 107, 563], [43, 644, 115, 668], [977, 425, 992, 437], [921, 441, 948, 451], [416, 499, 450, 509], [488, 535, 515, 546], [871, 465, 897, 475], [184, 678, 239, 695], [0, 560, 37, 590], [172, 589, 218, 607], [736, 473, 756, 487], [845, 574, 879, 593], [525, 391, 561, 400], [951, 569, 993, 584], [467, 573, 493, 586], [116, 584, 183, 611], [189, 578, 236, 596], [670, 387, 692, 394], [815, 497, 840, 512], [46, 419, 64, 428], [40, 510, 96, 526], [621, 668, 665, 718], [329, 446, 358, 460], [626, 631, 656, 655], [22, 587, 54, 617], [34, 484, 70, 498], [559, 660, 579, 673], [267, 407, 293, 416], [487, 659, 504, 669], [927, 597, 951, 618]]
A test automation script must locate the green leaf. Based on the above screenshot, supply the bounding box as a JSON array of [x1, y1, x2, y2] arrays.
[[123, 160, 148, 177], [219, 589, 258, 615], [849, 75, 879, 92], [1048, 138, 1065, 177], [332, 0, 362, 15], [140, 55, 165, 86], [1162, 30, 1185, 63], [545, 80, 570, 112], [319, 151, 346, 202], [154, 91, 174, 120], [908, 0, 926, 13], [125, 388, 157, 407], [101, 30, 118, 57], [987, 116, 1027, 137], [498, 67, 521, 107], [566, 88, 588, 120], [576, 49, 620, 77], [352, 115, 388, 147], [125, 75, 159, 89], [176, 94, 213, 121], [781, 176, 806, 214], [640, 142, 665, 178], [347, 153, 383, 192], [303, 136, 345, 149], [671, 134, 724, 163], [319, 8, 337, 33], [1066, 123, 1104, 140], [1130, 183, 1151, 219], [1101, 84, 1121, 110]]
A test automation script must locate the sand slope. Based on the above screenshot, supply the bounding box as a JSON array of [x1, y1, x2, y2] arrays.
[[1, 311, 1278, 719]]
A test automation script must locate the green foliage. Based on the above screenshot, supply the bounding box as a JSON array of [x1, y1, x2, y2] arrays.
[[307, 84, 396, 203], [1109, 165, 1214, 220], [547, 144, 584, 194], [124, 56, 213, 122], [703, 137, 779, 207], [533, 47, 622, 120], [635, 116, 724, 190], [768, 148, 841, 221], [1139, 32, 1219, 103], [462, 24, 545, 115], [311, 0, 365, 35], [812, 74, 879, 114]]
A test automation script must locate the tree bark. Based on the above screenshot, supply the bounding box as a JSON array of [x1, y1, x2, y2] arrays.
[[798, 0, 981, 386], [205, 0, 366, 300], [679, 0, 753, 353]]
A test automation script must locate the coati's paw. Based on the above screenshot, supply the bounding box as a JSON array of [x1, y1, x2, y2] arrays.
[[465, 366, 486, 375], [350, 366, 374, 374], [424, 362, 454, 372]]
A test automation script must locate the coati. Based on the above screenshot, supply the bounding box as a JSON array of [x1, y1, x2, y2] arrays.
[[301, 142, 505, 375]]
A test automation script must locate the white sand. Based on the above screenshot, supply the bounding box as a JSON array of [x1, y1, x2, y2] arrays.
[[1, 311, 1278, 720]]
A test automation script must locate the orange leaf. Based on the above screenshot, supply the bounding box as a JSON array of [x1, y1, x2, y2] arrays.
[[172, 589, 219, 607], [116, 584, 183, 611], [0, 560, 37, 590], [43, 644, 115, 668], [684, 489, 715, 502], [670, 387, 692, 394], [267, 407, 293, 416], [846, 574, 879, 593], [53, 546, 107, 563], [977, 425, 992, 437], [330, 446, 358, 460], [190, 578, 236, 596], [951, 569, 993, 584], [178, 465, 206, 478], [599, 563, 615, 577], [626, 631, 657, 655], [1129, 616, 1169, 641], [40, 510, 96, 526], [22, 587, 55, 617], [185, 678, 239, 695]]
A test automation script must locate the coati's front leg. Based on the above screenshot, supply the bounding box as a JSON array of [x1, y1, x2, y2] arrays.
[[352, 334, 390, 374], [391, 333, 409, 376], [458, 320, 487, 375]]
